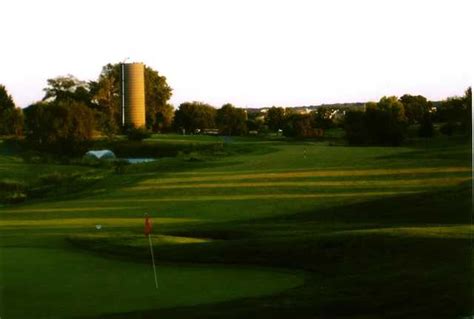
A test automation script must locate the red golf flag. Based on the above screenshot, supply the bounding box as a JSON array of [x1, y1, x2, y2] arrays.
[[144, 215, 152, 236]]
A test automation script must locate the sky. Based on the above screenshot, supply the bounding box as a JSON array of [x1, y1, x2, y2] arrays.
[[1, 0, 472, 108]]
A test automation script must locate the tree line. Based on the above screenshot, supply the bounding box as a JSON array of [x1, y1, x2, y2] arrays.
[[0, 63, 471, 155], [344, 88, 471, 145]]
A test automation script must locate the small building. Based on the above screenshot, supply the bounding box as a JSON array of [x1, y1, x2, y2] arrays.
[[84, 150, 116, 160]]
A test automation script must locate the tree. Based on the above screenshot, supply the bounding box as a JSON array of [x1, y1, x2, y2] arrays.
[[283, 113, 315, 138], [399, 94, 431, 124], [1, 108, 24, 136], [0, 85, 23, 136], [312, 107, 334, 129], [437, 87, 471, 135], [246, 117, 265, 133], [344, 111, 368, 145], [265, 107, 286, 131], [24, 100, 95, 155], [0, 85, 15, 112], [173, 102, 216, 133], [144, 66, 173, 132], [344, 97, 407, 146], [154, 103, 175, 132], [216, 103, 248, 135], [418, 112, 434, 138], [377, 96, 406, 122], [43, 75, 92, 105], [367, 97, 407, 145], [89, 64, 121, 136], [460, 87, 471, 133]]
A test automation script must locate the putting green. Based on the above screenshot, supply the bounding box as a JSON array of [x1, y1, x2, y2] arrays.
[[1, 248, 305, 319]]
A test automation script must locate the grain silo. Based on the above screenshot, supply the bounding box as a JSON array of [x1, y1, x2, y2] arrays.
[[122, 62, 146, 128]]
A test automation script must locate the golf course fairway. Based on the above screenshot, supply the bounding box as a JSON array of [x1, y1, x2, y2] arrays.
[[1, 247, 305, 319]]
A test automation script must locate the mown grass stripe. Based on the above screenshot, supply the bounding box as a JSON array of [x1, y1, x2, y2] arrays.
[[0, 217, 198, 227], [75, 191, 419, 203], [0, 206, 136, 213], [140, 167, 471, 185], [125, 176, 470, 191]]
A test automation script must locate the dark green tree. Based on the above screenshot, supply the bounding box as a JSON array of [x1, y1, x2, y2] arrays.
[[344, 97, 407, 146], [344, 111, 369, 145], [437, 87, 471, 135], [399, 94, 431, 124], [283, 113, 315, 138], [144, 67, 173, 132], [89, 64, 121, 136], [367, 97, 407, 145], [43, 75, 92, 105], [437, 95, 465, 124], [0, 85, 23, 136], [377, 96, 407, 122], [460, 87, 472, 133], [312, 107, 334, 129], [418, 112, 434, 137], [24, 100, 95, 155], [173, 102, 216, 133], [0, 85, 15, 112], [265, 107, 286, 131], [216, 103, 248, 135]]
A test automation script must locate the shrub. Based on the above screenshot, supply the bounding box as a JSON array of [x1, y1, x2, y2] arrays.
[[38, 172, 80, 185], [107, 141, 223, 158], [114, 159, 130, 174], [440, 122, 457, 136], [0, 179, 27, 192], [125, 127, 152, 141], [0, 180, 28, 204], [3, 192, 27, 204]]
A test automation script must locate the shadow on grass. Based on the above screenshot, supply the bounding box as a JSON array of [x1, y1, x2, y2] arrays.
[[72, 183, 472, 319]]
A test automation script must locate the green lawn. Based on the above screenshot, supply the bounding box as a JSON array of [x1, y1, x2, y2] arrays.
[[1, 248, 303, 319], [0, 135, 471, 318]]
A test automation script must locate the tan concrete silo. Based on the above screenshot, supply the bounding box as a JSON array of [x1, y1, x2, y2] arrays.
[[122, 62, 146, 128]]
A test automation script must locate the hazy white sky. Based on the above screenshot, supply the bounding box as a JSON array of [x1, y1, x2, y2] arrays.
[[1, 0, 472, 108]]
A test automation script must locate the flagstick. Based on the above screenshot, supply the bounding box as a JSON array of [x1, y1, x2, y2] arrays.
[[148, 234, 158, 289]]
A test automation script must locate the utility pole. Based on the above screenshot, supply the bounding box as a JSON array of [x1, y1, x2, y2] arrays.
[[121, 57, 130, 126]]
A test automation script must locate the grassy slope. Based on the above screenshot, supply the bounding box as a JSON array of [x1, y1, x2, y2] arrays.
[[0, 134, 472, 318]]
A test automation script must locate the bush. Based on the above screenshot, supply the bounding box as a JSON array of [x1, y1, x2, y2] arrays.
[[440, 122, 457, 136], [125, 127, 152, 141], [3, 192, 27, 204], [0, 179, 27, 192], [0, 180, 28, 204], [113, 159, 130, 174], [106, 140, 223, 158], [38, 172, 80, 185]]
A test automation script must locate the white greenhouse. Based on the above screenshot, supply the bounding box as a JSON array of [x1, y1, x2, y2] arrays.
[[84, 150, 116, 160]]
